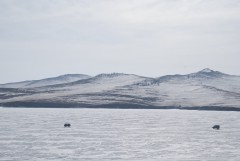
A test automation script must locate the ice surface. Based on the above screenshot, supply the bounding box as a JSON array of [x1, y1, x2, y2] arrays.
[[0, 108, 239, 161]]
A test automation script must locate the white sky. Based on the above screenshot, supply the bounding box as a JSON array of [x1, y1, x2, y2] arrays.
[[0, 0, 240, 83]]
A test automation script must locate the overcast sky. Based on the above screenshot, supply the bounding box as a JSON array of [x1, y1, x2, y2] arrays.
[[0, 0, 240, 83]]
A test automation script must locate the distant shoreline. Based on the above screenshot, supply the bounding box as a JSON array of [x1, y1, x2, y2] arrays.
[[1, 102, 240, 111]]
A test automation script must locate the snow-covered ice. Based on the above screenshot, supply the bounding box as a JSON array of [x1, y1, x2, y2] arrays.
[[0, 108, 239, 161]]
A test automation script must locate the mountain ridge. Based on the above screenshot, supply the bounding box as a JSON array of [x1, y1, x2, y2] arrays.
[[0, 69, 240, 111], [0, 69, 236, 88], [0, 74, 91, 88]]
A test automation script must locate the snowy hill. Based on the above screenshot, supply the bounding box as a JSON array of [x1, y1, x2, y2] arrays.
[[0, 74, 91, 88], [0, 69, 240, 111]]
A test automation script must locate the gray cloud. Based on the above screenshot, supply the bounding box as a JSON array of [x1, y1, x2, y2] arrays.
[[0, 0, 240, 83]]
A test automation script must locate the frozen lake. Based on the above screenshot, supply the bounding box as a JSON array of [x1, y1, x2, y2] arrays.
[[0, 108, 239, 161]]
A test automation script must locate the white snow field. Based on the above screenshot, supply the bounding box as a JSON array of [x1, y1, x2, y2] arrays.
[[0, 108, 239, 161]]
